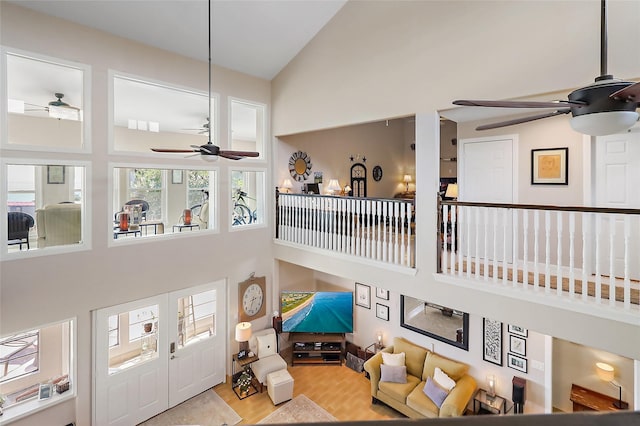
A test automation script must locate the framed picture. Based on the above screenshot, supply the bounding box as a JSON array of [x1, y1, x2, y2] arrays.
[[355, 282, 371, 309], [508, 324, 528, 337], [509, 335, 527, 356], [47, 165, 65, 184], [376, 303, 389, 321], [483, 318, 503, 366], [172, 169, 183, 184], [38, 383, 53, 400], [376, 287, 389, 300], [531, 147, 568, 185], [508, 353, 528, 373]]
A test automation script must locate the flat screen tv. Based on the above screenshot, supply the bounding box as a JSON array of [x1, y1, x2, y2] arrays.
[[281, 291, 353, 334]]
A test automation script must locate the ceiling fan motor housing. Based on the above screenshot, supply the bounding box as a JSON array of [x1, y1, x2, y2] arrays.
[[568, 80, 638, 117]]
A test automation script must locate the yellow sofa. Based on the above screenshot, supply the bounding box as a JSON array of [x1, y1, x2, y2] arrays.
[[363, 337, 477, 418]]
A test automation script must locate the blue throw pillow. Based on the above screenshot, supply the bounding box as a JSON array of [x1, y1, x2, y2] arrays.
[[423, 376, 449, 408]]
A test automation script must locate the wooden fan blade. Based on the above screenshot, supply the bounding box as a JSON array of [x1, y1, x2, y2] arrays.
[[610, 81, 640, 101], [151, 148, 198, 153], [218, 153, 242, 160], [476, 109, 571, 131], [454, 99, 585, 108], [219, 150, 259, 157]]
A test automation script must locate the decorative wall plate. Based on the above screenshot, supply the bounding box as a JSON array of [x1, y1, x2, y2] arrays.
[[288, 151, 312, 182], [372, 165, 383, 181]]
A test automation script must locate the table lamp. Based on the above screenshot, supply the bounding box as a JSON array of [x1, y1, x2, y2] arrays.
[[235, 322, 252, 355], [596, 362, 624, 408], [327, 179, 341, 195], [487, 374, 496, 398], [403, 174, 412, 192], [280, 178, 293, 193]]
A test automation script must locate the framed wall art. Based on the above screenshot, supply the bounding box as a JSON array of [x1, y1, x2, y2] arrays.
[[508, 324, 528, 337], [531, 147, 568, 185], [355, 282, 371, 309], [47, 165, 65, 184], [172, 169, 183, 184], [508, 353, 528, 373], [483, 318, 503, 366], [509, 335, 527, 356], [376, 303, 389, 321], [376, 287, 389, 300]]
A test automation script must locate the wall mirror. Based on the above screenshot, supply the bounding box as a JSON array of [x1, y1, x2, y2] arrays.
[[400, 295, 469, 351]]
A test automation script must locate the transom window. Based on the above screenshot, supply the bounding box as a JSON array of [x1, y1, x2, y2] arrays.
[[230, 98, 265, 157]]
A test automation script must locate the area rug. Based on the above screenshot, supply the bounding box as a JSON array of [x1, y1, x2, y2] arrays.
[[139, 389, 242, 426], [258, 394, 337, 424]]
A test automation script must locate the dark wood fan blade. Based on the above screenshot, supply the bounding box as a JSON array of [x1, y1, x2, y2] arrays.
[[219, 153, 242, 160], [454, 99, 585, 108], [219, 150, 259, 157], [610, 81, 640, 101], [476, 109, 571, 131], [151, 148, 198, 153]]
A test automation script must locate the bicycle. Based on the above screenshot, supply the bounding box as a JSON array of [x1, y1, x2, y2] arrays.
[[233, 189, 257, 226]]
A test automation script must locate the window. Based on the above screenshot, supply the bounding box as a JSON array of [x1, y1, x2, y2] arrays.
[[112, 166, 216, 239], [178, 290, 216, 348], [107, 306, 158, 374], [128, 306, 158, 342], [5, 51, 87, 150], [230, 98, 265, 157], [230, 169, 265, 228], [0, 320, 73, 411], [108, 315, 119, 348]]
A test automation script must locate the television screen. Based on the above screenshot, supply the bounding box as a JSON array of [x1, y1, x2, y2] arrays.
[[281, 291, 353, 333]]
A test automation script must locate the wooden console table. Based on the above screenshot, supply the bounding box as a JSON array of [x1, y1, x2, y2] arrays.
[[570, 383, 628, 412]]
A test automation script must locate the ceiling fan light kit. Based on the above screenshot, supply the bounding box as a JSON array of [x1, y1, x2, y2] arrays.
[[453, 0, 639, 137]]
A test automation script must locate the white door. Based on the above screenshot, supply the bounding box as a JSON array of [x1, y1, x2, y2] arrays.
[[595, 128, 640, 279], [168, 280, 226, 407], [93, 295, 169, 426], [459, 135, 515, 262]]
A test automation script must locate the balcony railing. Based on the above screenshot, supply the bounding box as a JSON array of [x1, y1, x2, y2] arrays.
[[439, 200, 640, 311], [276, 193, 414, 268]]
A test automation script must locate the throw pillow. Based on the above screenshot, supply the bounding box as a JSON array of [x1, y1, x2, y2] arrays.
[[380, 364, 407, 383], [382, 351, 405, 366], [256, 334, 276, 357], [434, 367, 456, 391], [423, 376, 449, 408]]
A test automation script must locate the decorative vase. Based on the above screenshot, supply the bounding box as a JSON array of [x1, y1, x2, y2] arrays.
[[118, 212, 129, 231], [183, 209, 192, 225]]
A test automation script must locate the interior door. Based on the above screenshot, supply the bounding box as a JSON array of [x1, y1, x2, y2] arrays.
[[595, 128, 640, 279], [93, 295, 169, 426], [459, 136, 515, 262], [168, 280, 226, 407]]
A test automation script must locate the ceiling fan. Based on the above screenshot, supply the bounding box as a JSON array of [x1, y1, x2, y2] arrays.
[[151, 1, 259, 160], [182, 117, 210, 134], [453, 0, 640, 136], [24, 92, 81, 120]]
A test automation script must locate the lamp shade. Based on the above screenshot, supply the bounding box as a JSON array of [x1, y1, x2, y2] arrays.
[[327, 179, 341, 193], [445, 183, 458, 198], [235, 322, 252, 342], [403, 174, 412, 183], [596, 362, 615, 382], [281, 179, 293, 190], [570, 111, 639, 136]]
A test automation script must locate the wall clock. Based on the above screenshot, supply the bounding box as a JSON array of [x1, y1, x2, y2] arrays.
[[238, 276, 266, 322], [372, 165, 383, 182], [288, 151, 312, 182]]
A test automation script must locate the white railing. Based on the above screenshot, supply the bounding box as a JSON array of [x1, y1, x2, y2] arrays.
[[440, 201, 640, 311], [276, 193, 414, 268]]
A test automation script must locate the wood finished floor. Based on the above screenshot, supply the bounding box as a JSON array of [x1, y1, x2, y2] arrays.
[[214, 360, 403, 424]]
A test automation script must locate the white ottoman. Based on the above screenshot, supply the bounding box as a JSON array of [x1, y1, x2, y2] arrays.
[[267, 369, 294, 405]]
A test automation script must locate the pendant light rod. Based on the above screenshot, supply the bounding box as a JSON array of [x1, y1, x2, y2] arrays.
[[599, 0, 608, 78], [208, 0, 212, 144]]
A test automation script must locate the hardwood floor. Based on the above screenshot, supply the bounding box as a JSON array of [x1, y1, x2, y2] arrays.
[[214, 360, 403, 424]]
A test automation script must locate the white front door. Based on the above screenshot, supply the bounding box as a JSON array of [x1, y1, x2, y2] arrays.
[[595, 128, 640, 279], [93, 295, 169, 426], [459, 135, 515, 261], [168, 280, 226, 407]]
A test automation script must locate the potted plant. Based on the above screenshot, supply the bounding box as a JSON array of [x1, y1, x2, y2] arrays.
[[237, 369, 252, 397]]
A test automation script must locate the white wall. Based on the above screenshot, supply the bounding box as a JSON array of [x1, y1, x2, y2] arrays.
[[0, 4, 272, 425]]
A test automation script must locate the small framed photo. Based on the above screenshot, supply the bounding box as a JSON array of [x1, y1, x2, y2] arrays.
[[355, 282, 371, 309], [376, 287, 389, 300], [47, 165, 65, 184], [172, 169, 183, 184], [509, 335, 527, 356], [238, 349, 247, 359], [376, 303, 389, 321], [531, 147, 568, 185], [507, 353, 528, 373], [508, 324, 528, 337], [38, 383, 53, 400], [482, 318, 503, 366]]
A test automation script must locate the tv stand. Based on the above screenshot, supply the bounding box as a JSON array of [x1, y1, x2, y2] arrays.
[[289, 333, 345, 366]]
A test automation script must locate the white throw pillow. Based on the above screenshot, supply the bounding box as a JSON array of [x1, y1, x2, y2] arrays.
[[434, 367, 456, 391], [381, 351, 405, 366], [256, 334, 277, 357]]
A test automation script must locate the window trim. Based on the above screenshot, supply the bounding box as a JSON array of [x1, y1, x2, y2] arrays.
[[228, 96, 268, 162], [228, 167, 267, 232]]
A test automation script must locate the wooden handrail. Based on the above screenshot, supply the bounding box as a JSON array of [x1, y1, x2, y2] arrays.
[[441, 200, 640, 216]]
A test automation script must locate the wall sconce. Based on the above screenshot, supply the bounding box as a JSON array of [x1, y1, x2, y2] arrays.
[[376, 331, 383, 349], [445, 183, 458, 200], [403, 174, 412, 192], [235, 322, 252, 354], [326, 179, 341, 195], [596, 362, 625, 408], [486, 374, 496, 398], [280, 178, 293, 193]]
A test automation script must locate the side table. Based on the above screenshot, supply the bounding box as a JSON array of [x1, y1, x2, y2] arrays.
[[473, 388, 507, 414], [232, 353, 259, 400]]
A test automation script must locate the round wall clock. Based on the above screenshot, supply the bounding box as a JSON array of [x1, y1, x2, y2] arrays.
[[373, 165, 383, 182], [238, 276, 267, 322], [288, 151, 312, 182]]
